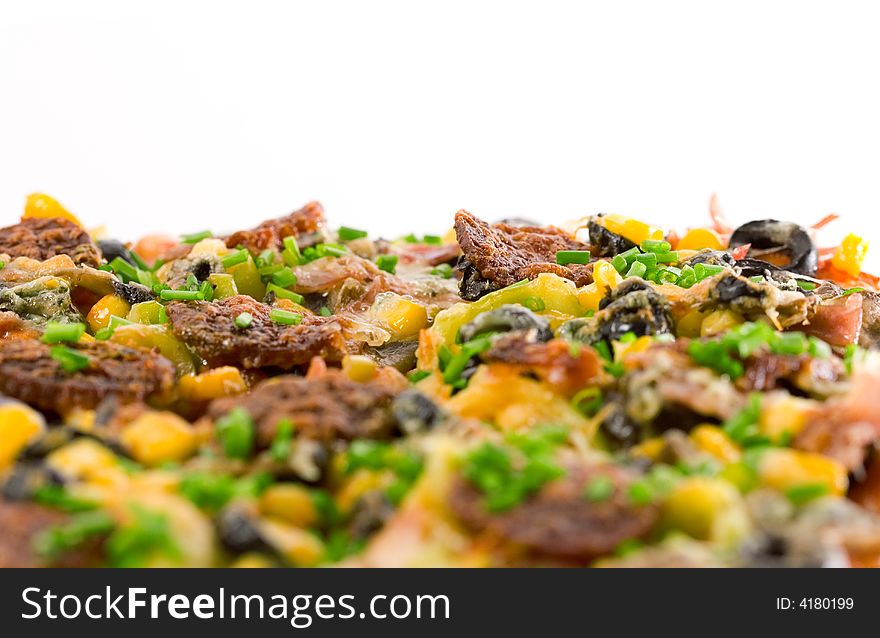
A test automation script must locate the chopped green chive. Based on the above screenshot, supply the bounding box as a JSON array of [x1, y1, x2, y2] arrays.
[[556, 250, 591, 265], [571, 387, 602, 416], [319, 306, 332, 317], [634, 252, 658, 268], [221, 249, 249, 269], [265, 283, 304, 304], [50, 345, 91, 373], [770, 332, 808, 356], [0, 259, 5, 270], [215, 407, 255, 459], [785, 483, 829, 506], [625, 260, 647, 279], [431, 263, 454, 278], [271, 266, 298, 289], [109, 257, 138, 282], [611, 254, 628, 273], [376, 254, 398, 274], [268, 308, 303, 325], [523, 296, 546, 312], [722, 393, 765, 447], [808, 336, 831, 359], [654, 250, 679, 264], [34, 510, 115, 559], [181, 230, 213, 244], [693, 262, 725, 281], [627, 480, 654, 505], [234, 312, 254, 329], [407, 369, 431, 383], [641, 239, 672, 253], [584, 475, 614, 502], [403, 233, 419, 243], [840, 287, 865, 297], [423, 235, 443, 245], [159, 289, 202, 301], [270, 419, 295, 462], [256, 249, 276, 268], [42, 321, 85, 344], [796, 280, 817, 291], [282, 236, 302, 266], [338, 226, 368, 241]]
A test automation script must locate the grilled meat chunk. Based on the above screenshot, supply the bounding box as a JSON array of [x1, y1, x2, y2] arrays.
[[0, 339, 175, 413], [225, 201, 326, 253], [0, 498, 105, 567], [454, 210, 593, 300], [165, 295, 348, 369], [450, 462, 658, 560], [208, 368, 401, 445], [0, 217, 101, 267]]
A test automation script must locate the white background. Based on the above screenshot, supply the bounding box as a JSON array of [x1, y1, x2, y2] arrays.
[[1, 1, 878, 268]]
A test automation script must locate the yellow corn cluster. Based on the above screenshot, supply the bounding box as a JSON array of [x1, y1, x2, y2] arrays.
[[259, 484, 318, 528], [87, 294, 132, 331], [0, 401, 45, 470], [831, 233, 870, 278], [120, 411, 198, 466], [757, 448, 848, 496], [342, 354, 378, 381], [371, 293, 429, 340], [178, 366, 248, 401], [661, 477, 750, 544]]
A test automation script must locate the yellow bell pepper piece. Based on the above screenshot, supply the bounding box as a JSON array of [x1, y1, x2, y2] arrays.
[[758, 394, 814, 441], [432, 273, 583, 348], [661, 477, 751, 544], [690, 425, 741, 464], [831, 233, 870, 278], [700, 309, 743, 337], [598, 214, 664, 246], [677, 228, 725, 251], [23, 193, 83, 227], [0, 401, 45, 470], [758, 448, 848, 496], [47, 438, 121, 483], [342, 354, 378, 382], [120, 411, 197, 466], [110, 323, 196, 375], [370, 292, 429, 340], [178, 366, 247, 401], [87, 294, 132, 332]]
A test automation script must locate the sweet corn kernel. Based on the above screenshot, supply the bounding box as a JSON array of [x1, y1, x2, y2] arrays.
[[700, 309, 743, 337], [336, 470, 388, 514], [178, 366, 247, 401], [690, 425, 741, 464], [0, 401, 45, 470], [342, 354, 378, 382], [258, 518, 325, 566], [120, 411, 197, 466], [759, 394, 813, 441], [831, 233, 870, 278], [23, 193, 83, 227], [613, 335, 653, 360], [676, 228, 725, 251], [630, 436, 665, 462], [661, 477, 751, 544], [259, 484, 318, 528], [758, 448, 848, 496], [370, 293, 429, 340], [47, 438, 120, 481], [87, 294, 132, 331], [676, 310, 707, 338]]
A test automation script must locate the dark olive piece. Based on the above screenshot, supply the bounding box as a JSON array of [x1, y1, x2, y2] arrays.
[[587, 219, 637, 258], [347, 492, 395, 540], [112, 280, 154, 304], [216, 507, 268, 554], [391, 390, 444, 434], [97, 239, 134, 266], [728, 219, 818, 276], [456, 256, 503, 301], [458, 304, 553, 344]]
